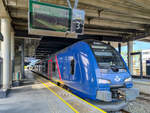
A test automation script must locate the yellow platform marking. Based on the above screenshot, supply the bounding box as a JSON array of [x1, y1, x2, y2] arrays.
[[38, 79, 79, 113], [38, 76, 106, 113]]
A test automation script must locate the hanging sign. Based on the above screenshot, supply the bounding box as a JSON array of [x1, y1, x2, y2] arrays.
[[71, 9, 85, 34], [28, 0, 77, 38], [28, 0, 85, 37]]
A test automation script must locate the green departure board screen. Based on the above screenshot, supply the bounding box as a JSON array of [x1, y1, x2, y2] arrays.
[[29, 0, 72, 32]]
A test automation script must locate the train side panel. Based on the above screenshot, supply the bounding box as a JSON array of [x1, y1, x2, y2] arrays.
[[56, 41, 98, 100]]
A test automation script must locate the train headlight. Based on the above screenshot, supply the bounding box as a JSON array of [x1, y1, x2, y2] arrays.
[[98, 79, 111, 84], [125, 77, 132, 82]]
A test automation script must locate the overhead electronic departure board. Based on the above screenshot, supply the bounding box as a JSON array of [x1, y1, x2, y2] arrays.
[[28, 0, 85, 38], [30, 1, 71, 32]]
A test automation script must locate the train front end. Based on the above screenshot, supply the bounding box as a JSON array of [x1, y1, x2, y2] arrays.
[[88, 40, 139, 111]]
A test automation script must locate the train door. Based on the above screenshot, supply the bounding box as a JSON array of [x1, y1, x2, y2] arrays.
[[48, 57, 61, 81], [68, 53, 83, 92], [52, 61, 57, 79], [63, 57, 68, 80], [54, 56, 62, 81], [69, 54, 80, 82]]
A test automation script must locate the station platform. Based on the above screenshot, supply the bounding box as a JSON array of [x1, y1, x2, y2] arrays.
[[133, 78, 150, 95], [0, 70, 106, 113]]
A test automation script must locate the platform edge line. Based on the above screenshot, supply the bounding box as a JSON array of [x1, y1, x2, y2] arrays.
[[38, 79, 79, 113], [41, 78, 106, 113]]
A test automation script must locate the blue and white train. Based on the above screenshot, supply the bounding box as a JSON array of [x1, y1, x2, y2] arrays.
[[33, 39, 139, 111]]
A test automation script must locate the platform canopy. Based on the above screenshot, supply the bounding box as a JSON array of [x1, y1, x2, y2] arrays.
[[2, 0, 148, 40], [35, 35, 125, 59], [2, 0, 150, 58]]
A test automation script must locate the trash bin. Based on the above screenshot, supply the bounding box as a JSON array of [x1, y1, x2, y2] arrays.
[[146, 60, 150, 75]]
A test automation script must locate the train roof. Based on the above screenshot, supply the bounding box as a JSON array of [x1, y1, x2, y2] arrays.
[[53, 39, 107, 55], [37, 39, 114, 61]]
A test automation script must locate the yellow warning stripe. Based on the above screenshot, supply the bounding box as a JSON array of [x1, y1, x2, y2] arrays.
[[40, 77, 106, 113], [38, 79, 79, 113]]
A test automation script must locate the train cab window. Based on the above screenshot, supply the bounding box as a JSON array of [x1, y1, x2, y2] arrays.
[[52, 62, 56, 72], [89, 41, 126, 69], [70, 59, 75, 75]]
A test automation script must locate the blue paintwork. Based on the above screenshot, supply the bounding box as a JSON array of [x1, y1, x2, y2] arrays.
[[47, 40, 133, 100], [56, 41, 98, 99]]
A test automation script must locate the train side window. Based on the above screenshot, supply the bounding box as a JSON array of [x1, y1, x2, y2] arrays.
[[52, 62, 56, 72], [70, 59, 75, 75]]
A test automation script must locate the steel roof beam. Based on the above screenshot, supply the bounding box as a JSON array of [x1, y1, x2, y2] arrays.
[[76, 0, 150, 19], [0, 0, 10, 19], [7, 0, 150, 19], [85, 19, 144, 30], [39, 42, 70, 46], [14, 30, 42, 38], [13, 22, 144, 36], [9, 6, 150, 25], [126, 0, 150, 10]]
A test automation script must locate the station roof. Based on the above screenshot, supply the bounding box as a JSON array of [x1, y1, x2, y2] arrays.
[[1, 0, 150, 58], [1, 0, 149, 40], [35, 35, 126, 59]]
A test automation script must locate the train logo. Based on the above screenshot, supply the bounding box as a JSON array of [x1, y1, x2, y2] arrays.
[[114, 75, 121, 82]]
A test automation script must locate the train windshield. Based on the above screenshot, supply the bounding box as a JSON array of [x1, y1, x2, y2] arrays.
[[90, 42, 125, 69]]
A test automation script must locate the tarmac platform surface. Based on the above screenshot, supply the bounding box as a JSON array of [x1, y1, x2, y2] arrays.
[[0, 70, 105, 113]]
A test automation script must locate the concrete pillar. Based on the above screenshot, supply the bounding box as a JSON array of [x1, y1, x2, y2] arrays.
[[128, 41, 133, 75], [1, 18, 11, 90], [21, 41, 25, 79], [11, 32, 15, 82], [118, 43, 121, 54]]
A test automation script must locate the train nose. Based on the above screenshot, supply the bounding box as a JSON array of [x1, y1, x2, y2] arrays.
[[100, 74, 125, 84]]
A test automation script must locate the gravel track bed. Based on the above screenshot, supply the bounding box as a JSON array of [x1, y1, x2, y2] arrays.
[[122, 99, 150, 113]]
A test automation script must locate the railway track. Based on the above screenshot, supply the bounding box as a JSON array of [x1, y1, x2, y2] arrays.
[[33, 71, 134, 113], [137, 92, 150, 103], [107, 109, 130, 113], [120, 109, 131, 113]]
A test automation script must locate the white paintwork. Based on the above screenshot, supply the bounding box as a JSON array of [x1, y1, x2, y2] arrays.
[[1, 18, 11, 89], [10, 32, 15, 85], [128, 41, 133, 74]]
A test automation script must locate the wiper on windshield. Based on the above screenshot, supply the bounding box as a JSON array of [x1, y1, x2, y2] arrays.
[[110, 65, 119, 72]]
